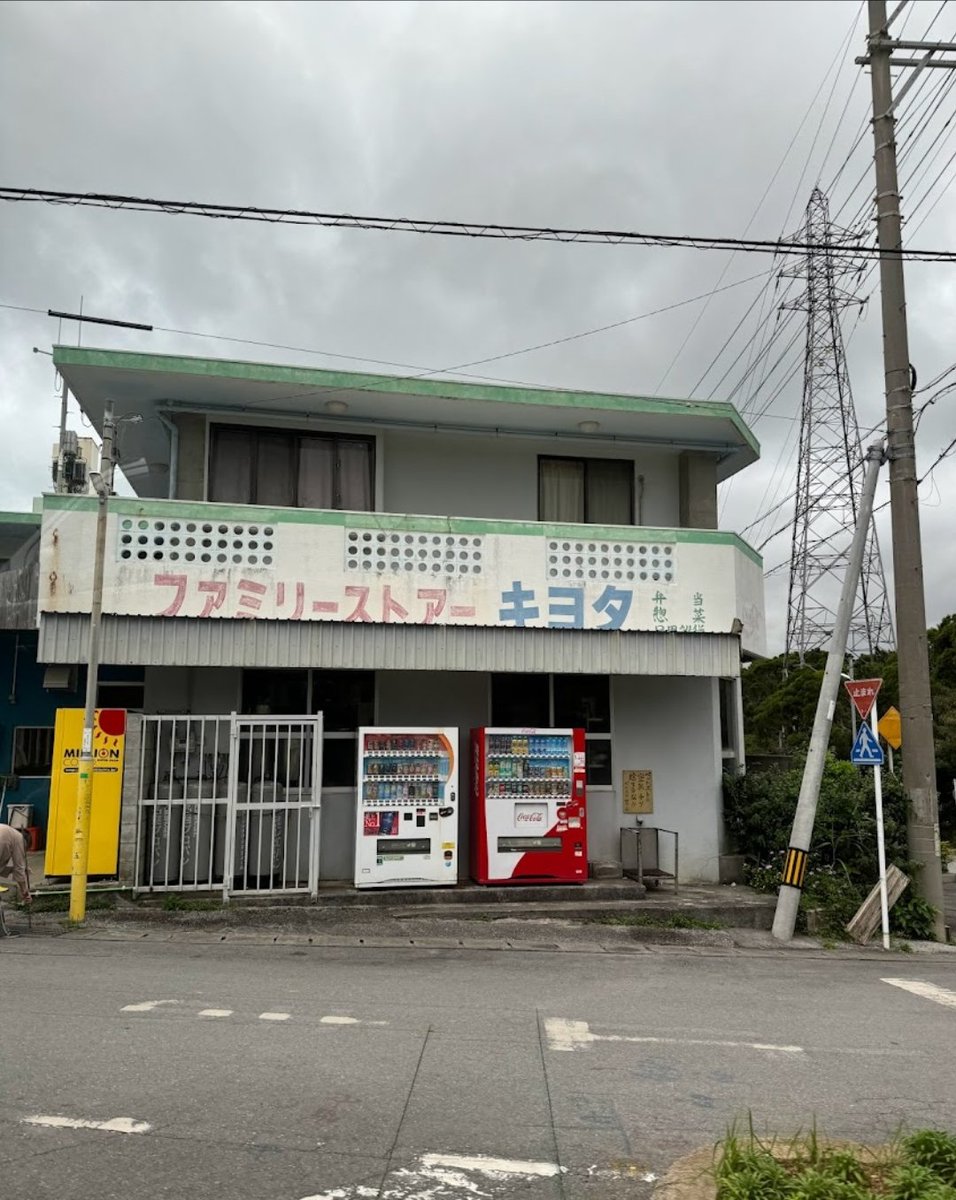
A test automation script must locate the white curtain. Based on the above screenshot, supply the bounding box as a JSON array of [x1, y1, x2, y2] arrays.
[[539, 458, 585, 521]]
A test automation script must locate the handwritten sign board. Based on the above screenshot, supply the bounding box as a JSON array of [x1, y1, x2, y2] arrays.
[[622, 769, 654, 814]]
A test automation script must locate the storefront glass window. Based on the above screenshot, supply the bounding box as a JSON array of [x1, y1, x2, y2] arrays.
[[491, 674, 550, 728]]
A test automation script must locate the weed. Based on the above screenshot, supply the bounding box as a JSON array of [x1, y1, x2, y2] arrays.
[[28, 892, 117, 914], [587, 912, 724, 930], [160, 895, 223, 912], [714, 1122, 956, 1199], [902, 1131, 956, 1186], [886, 1162, 956, 1200]]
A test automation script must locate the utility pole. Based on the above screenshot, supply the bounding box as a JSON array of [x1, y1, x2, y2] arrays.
[[773, 444, 886, 942], [858, 1, 954, 940], [69, 402, 115, 924]]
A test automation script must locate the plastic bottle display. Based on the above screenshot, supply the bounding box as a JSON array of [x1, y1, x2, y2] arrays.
[[361, 732, 449, 806], [484, 733, 571, 798]]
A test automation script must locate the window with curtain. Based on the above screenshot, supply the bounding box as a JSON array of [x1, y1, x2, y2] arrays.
[[538, 456, 633, 525], [209, 425, 374, 512]]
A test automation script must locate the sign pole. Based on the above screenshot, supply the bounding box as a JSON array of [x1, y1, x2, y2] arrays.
[[870, 699, 891, 950]]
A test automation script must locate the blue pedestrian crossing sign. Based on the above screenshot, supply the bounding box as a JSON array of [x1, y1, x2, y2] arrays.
[[851, 721, 884, 765]]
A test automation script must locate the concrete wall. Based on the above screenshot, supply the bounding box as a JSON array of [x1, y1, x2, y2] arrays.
[[609, 675, 723, 882], [381, 430, 681, 526]]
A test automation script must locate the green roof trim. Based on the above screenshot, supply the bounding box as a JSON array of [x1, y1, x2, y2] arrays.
[[42, 493, 763, 567], [52, 345, 760, 457], [0, 511, 42, 525]]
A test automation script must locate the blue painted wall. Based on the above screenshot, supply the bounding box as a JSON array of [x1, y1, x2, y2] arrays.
[[0, 630, 84, 831]]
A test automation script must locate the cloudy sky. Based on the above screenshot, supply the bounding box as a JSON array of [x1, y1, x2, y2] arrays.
[[1, 0, 954, 651]]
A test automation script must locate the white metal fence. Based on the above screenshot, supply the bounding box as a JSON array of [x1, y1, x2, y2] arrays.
[[135, 714, 322, 898]]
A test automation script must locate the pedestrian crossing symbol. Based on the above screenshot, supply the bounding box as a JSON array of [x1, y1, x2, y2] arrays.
[[851, 721, 884, 766]]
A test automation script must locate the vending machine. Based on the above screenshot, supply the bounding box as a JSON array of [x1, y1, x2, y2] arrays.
[[470, 727, 587, 884], [354, 727, 459, 888]]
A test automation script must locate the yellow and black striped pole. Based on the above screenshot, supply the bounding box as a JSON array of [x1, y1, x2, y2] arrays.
[[781, 846, 808, 891]]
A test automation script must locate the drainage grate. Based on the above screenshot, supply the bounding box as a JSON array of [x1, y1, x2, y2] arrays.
[[346, 529, 484, 575], [546, 540, 675, 583], [117, 518, 275, 567]]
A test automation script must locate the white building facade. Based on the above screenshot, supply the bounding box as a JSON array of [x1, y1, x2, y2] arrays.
[[37, 346, 766, 888]]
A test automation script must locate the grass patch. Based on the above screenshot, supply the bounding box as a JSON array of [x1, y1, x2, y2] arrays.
[[587, 912, 725, 930], [27, 892, 117, 914], [715, 1124, 956, 1198], [159, 895, 225, 912]]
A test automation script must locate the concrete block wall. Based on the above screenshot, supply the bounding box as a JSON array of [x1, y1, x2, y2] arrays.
[[117, 711, 142, 884]]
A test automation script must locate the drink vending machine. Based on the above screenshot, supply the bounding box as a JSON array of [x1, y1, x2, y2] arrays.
[[470, 727, 587, 884], [354, 727, 459, 888]]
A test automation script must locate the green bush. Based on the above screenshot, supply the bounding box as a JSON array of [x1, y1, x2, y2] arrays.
[[902, 1132, 956, 1187], [725, 757, 938, 940], [715, 1126, 956, 1199]]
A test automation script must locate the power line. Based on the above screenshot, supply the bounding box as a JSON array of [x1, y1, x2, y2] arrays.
[[653, 1, 865, 394], [3, 266, 776, 401], [3, 186, 956, 261]]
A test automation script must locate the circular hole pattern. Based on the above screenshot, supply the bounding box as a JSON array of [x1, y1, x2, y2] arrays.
[[345, 529, 486, 575], [116, 519, 281, 569], [545, 541, 676, 582]]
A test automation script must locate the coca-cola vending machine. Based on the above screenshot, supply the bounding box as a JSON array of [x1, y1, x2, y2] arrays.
[[470, 727, 587, 884]]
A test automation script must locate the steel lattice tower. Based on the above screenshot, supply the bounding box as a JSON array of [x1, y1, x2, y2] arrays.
[[784, 187, 894, 665]]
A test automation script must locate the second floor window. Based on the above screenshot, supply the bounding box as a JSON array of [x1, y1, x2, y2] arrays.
[[538, 456, 633, 524], [208, 425, 374, 511]]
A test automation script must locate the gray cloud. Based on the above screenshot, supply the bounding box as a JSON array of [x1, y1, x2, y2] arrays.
[[1, 0, 954, 648]]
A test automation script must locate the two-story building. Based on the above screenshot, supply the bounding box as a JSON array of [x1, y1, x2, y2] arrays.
[[28, 345, 765, 892]]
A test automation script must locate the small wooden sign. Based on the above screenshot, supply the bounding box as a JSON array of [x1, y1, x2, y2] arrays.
[[622, 769, 654, 814]]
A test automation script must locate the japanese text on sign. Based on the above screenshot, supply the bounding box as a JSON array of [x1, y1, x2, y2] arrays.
[[622, 770, 654, 814]]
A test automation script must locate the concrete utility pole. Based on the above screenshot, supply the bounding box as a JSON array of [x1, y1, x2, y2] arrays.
[[860, 0, 951, 940], [69, 402, 115, 924], [773, 444, 885, 942]]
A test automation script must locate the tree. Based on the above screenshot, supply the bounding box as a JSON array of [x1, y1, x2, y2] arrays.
[[741, 613, 955, 834]]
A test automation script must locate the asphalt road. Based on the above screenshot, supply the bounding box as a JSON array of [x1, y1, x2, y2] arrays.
[[2, 934, 954, 1199]]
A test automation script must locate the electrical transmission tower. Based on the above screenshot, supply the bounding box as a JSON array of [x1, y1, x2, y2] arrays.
[[784, 186, 894, 666]]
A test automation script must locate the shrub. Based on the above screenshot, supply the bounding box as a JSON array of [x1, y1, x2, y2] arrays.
[[725, 757, 937, 939]]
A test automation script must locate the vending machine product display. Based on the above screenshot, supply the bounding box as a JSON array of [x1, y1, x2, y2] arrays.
[[470, 727, 587, 884], [354, 727, 459, 888]]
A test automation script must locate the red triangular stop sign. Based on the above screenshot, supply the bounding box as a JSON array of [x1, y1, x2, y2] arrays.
[[844, 678, 882, 720]]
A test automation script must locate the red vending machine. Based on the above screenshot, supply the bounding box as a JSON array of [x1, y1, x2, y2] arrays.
[[470, 727, 587, 884]]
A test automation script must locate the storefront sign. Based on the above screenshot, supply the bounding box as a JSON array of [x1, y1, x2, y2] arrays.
[[38, 500, 766, 653], [44, 708, 127, 876]]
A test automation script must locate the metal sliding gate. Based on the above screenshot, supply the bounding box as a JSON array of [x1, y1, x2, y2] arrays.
[[135, 714, 323, 898]]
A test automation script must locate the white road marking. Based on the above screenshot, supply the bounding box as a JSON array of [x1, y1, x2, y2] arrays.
[[198, 1008, 234, 1018], [882, 978, 956, 1009], [544, 1017, 803, 1055], [259, 1012, 291, 1021], [120, 999, 179, 1013], [299, 1151, 565, 1199], [23, 1115, 151, 1135], [420, 1152, 564, 1178], [320, 1015, 388, 1026]]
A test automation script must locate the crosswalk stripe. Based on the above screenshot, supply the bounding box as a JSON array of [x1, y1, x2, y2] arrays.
[[882, 978, 956, 1009]]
